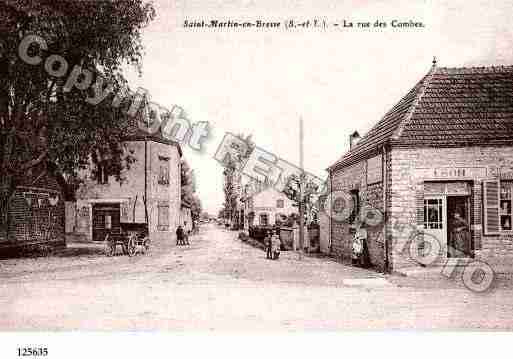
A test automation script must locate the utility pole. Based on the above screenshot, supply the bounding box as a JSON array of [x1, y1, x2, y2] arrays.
[[298, 117, 305, 260]]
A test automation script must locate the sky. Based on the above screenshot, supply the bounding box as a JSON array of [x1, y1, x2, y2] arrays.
[[123, 0, 513, 215]]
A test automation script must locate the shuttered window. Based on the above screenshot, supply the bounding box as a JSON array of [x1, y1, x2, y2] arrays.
[[158, 203, 169, 231], [483, 180, 500, 235]]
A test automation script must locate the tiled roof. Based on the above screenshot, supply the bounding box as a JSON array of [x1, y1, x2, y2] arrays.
[[329, 65, 513, 170], [124, 113, 183, 157]]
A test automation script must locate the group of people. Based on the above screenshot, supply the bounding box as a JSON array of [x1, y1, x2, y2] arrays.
[[175, 222, 190, 246], [352, 219, 371, 267], [265, 229, 281, 260]]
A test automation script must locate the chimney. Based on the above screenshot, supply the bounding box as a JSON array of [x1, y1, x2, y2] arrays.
[[349, 131, 361, 150]]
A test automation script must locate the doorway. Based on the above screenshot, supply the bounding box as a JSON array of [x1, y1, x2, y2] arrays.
[[447, 196, 472, 258], [92, 203, 120, 241]]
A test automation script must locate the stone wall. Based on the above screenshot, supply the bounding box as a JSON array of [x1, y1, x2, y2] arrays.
[[388, 146, 513, 272], [1, 170, 65, 248], [329, 155, 386, 271]]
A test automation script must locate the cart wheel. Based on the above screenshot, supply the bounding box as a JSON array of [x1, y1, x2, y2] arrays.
[[143, 237, 150, 254], [127, 234, 137, 257], [105, 234, 116, 256]]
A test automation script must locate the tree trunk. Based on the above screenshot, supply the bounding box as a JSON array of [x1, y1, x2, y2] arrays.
[[0, 175, 15, 242]]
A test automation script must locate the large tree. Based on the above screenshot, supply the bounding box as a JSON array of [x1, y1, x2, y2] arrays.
[[221, 134, 254, 228], [0, 1, 155, 238]]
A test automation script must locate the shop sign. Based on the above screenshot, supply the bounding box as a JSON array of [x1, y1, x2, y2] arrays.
[[413, 167, 487, 180]]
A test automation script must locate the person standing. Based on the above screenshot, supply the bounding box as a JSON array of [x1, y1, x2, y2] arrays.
[[271, 229, 281, 260], [352, 219, 370, 267], [176, 225, 184, 246], [265, 230, 272, 259], [450, 211, 469, 257]]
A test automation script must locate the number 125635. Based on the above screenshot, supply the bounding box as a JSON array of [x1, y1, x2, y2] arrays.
[[17, 347, 48, 357]]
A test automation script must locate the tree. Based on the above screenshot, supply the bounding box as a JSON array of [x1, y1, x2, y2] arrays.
[[0, 1, 155, 238], [221, 134, 254, 228], [180, 159, 195, 206], [190, 194, 202, 226], [282, 174, 319, 225]]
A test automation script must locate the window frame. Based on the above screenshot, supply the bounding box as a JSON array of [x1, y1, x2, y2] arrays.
[[423, 198, 444, 230], [276, 199, 284, 209], [158, 156, 170, 186], [157, 202, 170, 231], [96, 162, 109, 184], [500, 181, 513, 233]]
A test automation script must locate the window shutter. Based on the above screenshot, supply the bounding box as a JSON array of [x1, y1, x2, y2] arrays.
[[483, 180, 500, 235], [416, 182, 424, 227]]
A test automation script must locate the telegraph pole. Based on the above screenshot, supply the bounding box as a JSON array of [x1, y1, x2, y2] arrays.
[[298, 117, 305, 260]]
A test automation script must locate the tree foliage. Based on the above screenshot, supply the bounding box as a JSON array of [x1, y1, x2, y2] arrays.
[[221, 134, 254, 226], [0, 0, 155, 236], [282, 174, 319, 224]]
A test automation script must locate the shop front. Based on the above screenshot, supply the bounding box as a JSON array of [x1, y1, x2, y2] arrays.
[[422, 181, 474, 259], [388, 148, 513, 273]]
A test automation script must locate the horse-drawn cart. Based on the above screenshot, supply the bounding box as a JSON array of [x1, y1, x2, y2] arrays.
[[104, 222, 150, 257]]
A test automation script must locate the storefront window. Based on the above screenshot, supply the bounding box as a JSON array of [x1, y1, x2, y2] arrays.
[[500, 182, 512, 231], [424, 198, 443, 229]]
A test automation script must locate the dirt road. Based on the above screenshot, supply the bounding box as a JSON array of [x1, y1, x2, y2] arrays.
[[1, 224, 513, 330]]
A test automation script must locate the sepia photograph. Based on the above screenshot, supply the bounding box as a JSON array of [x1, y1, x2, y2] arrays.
[[1, 0, 513, 357]]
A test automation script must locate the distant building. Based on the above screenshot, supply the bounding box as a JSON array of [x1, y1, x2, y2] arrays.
[[69, 124, 182, 244], [243, 186, 297, 228], [326, 63, 513, 273]]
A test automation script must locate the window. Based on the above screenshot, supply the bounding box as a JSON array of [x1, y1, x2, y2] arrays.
[[158, 202, 169, 231], [105, 215, 112, 230], [158, 156, 170, 186], [96, 163, 109, 184], [424, 198, 443, 229], [276, 199, 284, 209], [483, 180, 513, 234], [500, 182, 512, 231], [259, 213, 269, 226]]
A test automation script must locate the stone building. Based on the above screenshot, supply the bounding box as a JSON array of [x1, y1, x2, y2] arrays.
[[326, 63, 513, 273], [69, 126, 182, 244], [0, 162, 68, 255]]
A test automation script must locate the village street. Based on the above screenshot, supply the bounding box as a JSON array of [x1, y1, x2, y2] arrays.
[[1, 224, 513, 330]]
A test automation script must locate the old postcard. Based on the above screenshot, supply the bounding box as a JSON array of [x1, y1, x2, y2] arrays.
[[1, 0, 512, 357]]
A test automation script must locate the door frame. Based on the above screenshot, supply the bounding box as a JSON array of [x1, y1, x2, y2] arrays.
[[446, 194, 473, 258], [423, 195, 447, 259]]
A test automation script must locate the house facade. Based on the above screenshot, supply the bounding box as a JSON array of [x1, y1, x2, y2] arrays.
[[69, 128, 182, 244], [327, 64, 513, 273], [243, 186, 297, 229]]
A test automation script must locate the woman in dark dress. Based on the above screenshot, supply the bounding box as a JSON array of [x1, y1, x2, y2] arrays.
[[450, 212, 470, 257]]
